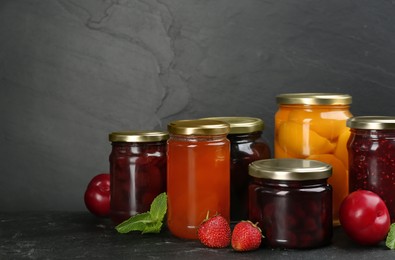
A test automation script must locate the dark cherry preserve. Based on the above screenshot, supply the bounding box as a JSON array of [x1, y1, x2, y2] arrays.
[[249, 159, 333, 249], [347, 116, 395, 222], [201, 117, 271, 221], [228, 131, 270, 220], [109, 131, 168, 224]]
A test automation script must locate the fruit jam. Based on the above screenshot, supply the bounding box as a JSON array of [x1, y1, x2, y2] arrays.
[[347, 116, 395, 222], [201, 117, 271, 221], [167, 119, 230, 240], [274, 93, 352, 225], [109, 131, 168, 225], [249, 159, 333, 249]]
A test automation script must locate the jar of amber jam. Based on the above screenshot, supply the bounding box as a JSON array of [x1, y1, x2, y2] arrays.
[[249, 159, 333, 249], [275, 93, 352, 225], [201, 117, 271, 221], [167, 119, 230, 239], [347, 116, 395, 222], [109, 131, 168, 224]]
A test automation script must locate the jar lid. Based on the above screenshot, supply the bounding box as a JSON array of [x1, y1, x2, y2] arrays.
[[109, 131, 169, 142], [249, 158, 332, 181], [199, 117, 264, 134], [168, 119, 230, 135], [276, 93, 352, 105], [346, 116, 395, 130]]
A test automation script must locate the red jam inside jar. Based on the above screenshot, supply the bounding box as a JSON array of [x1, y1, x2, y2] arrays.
[[202, 117, 271, 221], [109, 131, 168, 224], [347, 116, 395, 222], [248, 159, 333, 249]]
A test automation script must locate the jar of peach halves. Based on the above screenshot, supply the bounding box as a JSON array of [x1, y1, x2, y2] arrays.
[[274, 93, 352, 226]]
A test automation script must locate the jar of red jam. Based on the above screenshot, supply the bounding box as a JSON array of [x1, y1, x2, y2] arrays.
[[109, 131, 168, 224], [249, 159, 333, 249], [347, 116, 395, 222], [275, 93, 352, 225], [167, 119, 230, 239], [201, 117, 271, 221]]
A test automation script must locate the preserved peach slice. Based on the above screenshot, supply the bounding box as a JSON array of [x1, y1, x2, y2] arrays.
[[333, 128, 351, 168], [275, 108, 292, 130], [274, 141, 303, 158], [307, 154, 348, 225], [288, 109, 350, 141], [277, 121, 336, 157]]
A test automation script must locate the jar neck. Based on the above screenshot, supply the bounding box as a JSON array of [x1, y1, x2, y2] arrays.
[[252, 177, 328, 188], [110, 141, 166, 155], [169, 133, 228, 142], [350, 128, 395, 138], [227, 131, 262, 142]]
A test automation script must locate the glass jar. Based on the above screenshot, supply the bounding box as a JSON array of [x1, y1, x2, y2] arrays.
[[201, 117, 271, 221], [347, 116, 395, 222], [167, 119, 230, 239], [109, 131, 168, 224], [275, 93, 352, 225], [249, 159, 333, 249]]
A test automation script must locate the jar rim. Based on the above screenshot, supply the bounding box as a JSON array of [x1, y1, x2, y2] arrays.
[[347, 116, 395, 130], [109, 131, 169, 142], [168, 119, 230, 135], [199, 116, 264, 134], [249, 158, 332, 181], [276, 93, 352, 105]]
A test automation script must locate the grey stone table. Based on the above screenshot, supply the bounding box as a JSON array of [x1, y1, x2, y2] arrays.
[[1, 212, 394, 259]]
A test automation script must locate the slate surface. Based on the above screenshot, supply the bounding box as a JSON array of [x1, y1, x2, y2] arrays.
[[1, 212, 394, 259]]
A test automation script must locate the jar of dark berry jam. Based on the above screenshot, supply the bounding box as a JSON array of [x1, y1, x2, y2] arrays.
[[109, 131, 168, 224], [249, 158, 333, 249], [347, 116, 395, 222], [201, 117, 271, 221]]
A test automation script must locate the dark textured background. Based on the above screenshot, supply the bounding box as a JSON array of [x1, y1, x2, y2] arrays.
[[1, 0, 395, 211]]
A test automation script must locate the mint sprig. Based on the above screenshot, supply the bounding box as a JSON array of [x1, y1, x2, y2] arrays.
[[115, 192, 167, 234], [386, 223, 395, 249]]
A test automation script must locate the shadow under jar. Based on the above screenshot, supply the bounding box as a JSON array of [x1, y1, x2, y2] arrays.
[[249, 159, 333, 249], [109, 131, 168, 225], [201, 117, 271, 221], [347, 116, 395, 223]]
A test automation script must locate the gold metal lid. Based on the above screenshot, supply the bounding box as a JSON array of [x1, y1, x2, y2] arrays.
[[347, 116, 395, 130], [109, 131, 169, 142], [200, 117, 264, 134], [276, 93, 352, 105], [249, 158, 332, 181], [168, 119, 230, 135]]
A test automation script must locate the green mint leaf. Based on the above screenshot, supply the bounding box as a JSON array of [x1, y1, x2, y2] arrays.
[[149, 192, 167, 222], [386, 223, 395, 249], [115, 212, 153, 234], [115, 192, 167, 234], [142, 221, 163, 234]]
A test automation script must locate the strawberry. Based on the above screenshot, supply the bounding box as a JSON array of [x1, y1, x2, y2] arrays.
[[197, 213, 231, 248], [231, 221, 262, 252]]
